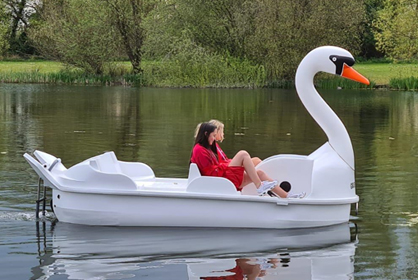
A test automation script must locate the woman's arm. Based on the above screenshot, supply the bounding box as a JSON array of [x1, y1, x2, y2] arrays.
[[192, 145, 227, 177], [216, 143, 231, 163]]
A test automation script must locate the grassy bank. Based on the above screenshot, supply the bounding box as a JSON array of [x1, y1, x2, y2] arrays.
[[1, 60, 418, 90], [0, 59, 266, 88]]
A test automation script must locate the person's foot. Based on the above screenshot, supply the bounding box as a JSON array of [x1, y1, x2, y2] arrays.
[[287, 191, 306, 199], [257, 181, 277, 196]]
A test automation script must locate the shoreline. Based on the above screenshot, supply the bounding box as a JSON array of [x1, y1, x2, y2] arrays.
[[1, 60, 417, 90]]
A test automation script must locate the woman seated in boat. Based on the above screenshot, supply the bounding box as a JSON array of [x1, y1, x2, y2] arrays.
[[195, 119, 262, 167], [191, 122, 305, 198]]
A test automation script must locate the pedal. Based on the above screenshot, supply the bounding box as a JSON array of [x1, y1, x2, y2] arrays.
[[267, 190, 279, 198]]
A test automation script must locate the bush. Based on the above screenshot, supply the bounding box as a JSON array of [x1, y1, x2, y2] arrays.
[[142, 37, 266, 88], [389, 77, 418, 91]]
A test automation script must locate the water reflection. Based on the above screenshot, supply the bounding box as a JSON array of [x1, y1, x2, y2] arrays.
[[4, 85, 418, 279], [32, 222, 357, 279]]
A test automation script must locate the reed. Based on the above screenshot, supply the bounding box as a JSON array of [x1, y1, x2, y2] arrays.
[[141, 56, 266, 88], [0, 63, 144, 86], [3, 60, 417, 89], [0, 59, 266, 87], [389, 77, 418, 91], [264, 79, 294, 89], [314, 76, 375, 90]]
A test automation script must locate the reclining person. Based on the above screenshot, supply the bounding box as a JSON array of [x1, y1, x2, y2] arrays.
[[190, 122, 305, 198], [195, 119, 262, 167]]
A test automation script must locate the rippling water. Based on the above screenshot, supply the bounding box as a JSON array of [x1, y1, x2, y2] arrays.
[[1, 84, 418, 279]]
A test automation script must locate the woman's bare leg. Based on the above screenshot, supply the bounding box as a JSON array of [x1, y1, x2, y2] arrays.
[[240, 168, 288, 198], [251, 157, 262, 166], [240, 172, 252, 187], [241, 169, 289, 198], [270, 185, 288, 198], [241, 170, 271, 188], [257, 170, 288, 198], [229, 150, 262, 187]]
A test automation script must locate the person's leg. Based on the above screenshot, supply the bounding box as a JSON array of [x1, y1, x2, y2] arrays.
[[256, 170, 288, 198], [241, 169, 273, 188], [229, 150, 262, 187], [240, 171, 253, 187], [251, 157, 262, 166]]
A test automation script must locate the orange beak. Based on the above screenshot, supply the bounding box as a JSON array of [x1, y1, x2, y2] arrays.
[[341, 64, 370, 85]]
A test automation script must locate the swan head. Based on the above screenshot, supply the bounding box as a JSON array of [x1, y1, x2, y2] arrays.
[[298, 46, 370, 85]]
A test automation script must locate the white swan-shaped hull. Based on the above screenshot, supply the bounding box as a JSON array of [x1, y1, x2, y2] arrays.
[[25, 149, 357, 228], [23, 46, 368, 228]]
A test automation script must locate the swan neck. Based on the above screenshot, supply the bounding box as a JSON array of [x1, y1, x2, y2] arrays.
[[295, 63, 354, 170]]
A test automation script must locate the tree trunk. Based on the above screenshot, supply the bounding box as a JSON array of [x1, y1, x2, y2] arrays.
[[105, 0, 152, 74]]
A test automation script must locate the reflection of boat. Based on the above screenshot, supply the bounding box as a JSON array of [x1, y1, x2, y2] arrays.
[[51, 222, 353, 258], [34, 222, 357, 280], [24, 46, 368, 228]]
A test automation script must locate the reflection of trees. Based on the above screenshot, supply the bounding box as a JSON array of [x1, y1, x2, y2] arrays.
[[135, 88, 329, 177], [0, 85, 44, 208], [343, 90, 418, 276], [3, 85, 418, 279]]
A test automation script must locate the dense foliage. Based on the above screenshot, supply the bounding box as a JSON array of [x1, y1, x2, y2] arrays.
[[374, 0, 418, 60], [144, 0, 365, 80], [0, 0, 416, 84], [0, 3, 9, 55], [30, 0, 119, 75], [104, 0, 157, 74]]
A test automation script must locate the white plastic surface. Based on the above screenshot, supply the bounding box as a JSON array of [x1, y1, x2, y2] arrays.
[[187, 176, 240, 195], [187, 163, 201, 185], [23, 46, 361, 228], [256, 155, 314, 196], [295, 46, 355, 170], [186, 163, 240, 195], [42, 223, 354, 280]]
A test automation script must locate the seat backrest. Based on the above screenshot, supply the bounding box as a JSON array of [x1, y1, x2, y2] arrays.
[[93, 152, 121, 174], [256, 155, 313, 196], [187, 176, 239, 195], [187, 163, 201, 185], [186, 163, 239, 195]]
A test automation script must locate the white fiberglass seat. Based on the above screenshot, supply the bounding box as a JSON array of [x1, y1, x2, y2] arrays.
[[186, 163, 240, 195], [241, 155, 314, 197], [88, 151, 155, 181]]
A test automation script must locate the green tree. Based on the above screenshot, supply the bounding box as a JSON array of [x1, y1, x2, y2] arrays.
[[4, 0, 37, 55], [175, 0, 255, 58], [374, 0, 418, 60], [360, 0, 384, 58], [104, 0, 157, 74], [247, 0, 365, 80], [143, 0, 256, 60], [0, 3, 9, 55], [145, 0, 365, 81], [30, 0, 119, 74]]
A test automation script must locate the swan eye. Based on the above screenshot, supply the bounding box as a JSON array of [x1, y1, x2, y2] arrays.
[[329, 55, 354, 75]]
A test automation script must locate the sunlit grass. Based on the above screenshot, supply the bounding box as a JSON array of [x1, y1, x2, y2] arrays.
[[355, 63, 418, 86], [1, 59, 418, 89], [0, 60, 64, 73], [0, 59, 266, 88]]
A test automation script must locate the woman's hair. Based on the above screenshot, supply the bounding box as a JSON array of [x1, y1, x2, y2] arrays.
[[194, 122, 218, 154], [208, 119, 224, 142], [194, 119, 225, 142], [194, 122, 202, 138]]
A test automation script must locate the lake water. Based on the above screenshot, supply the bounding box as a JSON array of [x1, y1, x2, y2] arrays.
[[1, 84, 418, 279]]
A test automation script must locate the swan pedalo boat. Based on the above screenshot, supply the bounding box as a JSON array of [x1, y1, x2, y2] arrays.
[[24, 46, 369, 228]]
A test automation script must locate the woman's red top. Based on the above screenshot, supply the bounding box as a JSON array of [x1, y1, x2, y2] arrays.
[[191, 144, 244, 189], [216, 142, 232, 164]]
